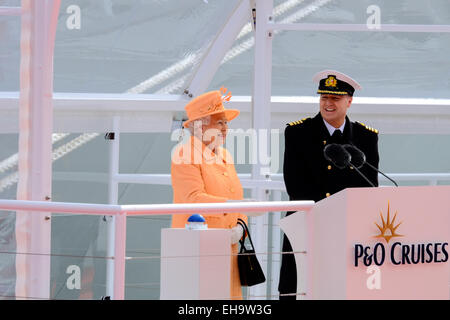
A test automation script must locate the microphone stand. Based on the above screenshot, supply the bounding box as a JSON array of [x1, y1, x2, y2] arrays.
[[364, 161, 399, 187], [346, 143, 399, 187], [349, 161, 376, 187]]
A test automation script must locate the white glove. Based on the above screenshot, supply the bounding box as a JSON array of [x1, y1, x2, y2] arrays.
[[231, 224, 244, 244]]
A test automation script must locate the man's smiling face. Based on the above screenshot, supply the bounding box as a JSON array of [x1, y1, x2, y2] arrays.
[[319, 94, 352, 128]]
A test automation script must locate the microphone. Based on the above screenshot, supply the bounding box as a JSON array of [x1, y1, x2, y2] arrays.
[[343, 144, 399, 187], [324, 144, 375, 187], [342, 144, 365, 169], [323, 143, 350, 169]]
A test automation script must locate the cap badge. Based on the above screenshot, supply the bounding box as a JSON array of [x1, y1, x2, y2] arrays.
[[325, 75, 337, 88]]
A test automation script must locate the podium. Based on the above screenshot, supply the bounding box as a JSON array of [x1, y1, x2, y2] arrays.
[[280, 186, 450, 299], [160, 228, 231, 299]]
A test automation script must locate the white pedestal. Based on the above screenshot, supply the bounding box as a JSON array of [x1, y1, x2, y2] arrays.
[[160, 228, 231, 300]]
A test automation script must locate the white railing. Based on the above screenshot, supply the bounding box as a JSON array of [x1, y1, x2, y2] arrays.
[[0, 199, 314, 300], [108, 172, 450, 188], [0, 6, 21, 16], [2, 92, 450, 134]]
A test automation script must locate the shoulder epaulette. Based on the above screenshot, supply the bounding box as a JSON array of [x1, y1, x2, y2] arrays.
[[287, 117, 310, 127], [357, 121, 379, 134]]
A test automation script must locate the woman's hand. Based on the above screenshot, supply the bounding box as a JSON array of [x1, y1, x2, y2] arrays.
[[230, 224, 244, 244]]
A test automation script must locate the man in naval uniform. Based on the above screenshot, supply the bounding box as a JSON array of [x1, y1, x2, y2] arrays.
[[278, 70, 380, 299]]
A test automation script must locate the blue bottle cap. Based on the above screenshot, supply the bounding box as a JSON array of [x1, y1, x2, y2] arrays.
[[187, 214, 206, 223]]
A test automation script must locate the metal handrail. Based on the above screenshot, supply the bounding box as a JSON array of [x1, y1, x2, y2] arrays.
[[0, 199, 314, 215], [110, 172, 450, 190]]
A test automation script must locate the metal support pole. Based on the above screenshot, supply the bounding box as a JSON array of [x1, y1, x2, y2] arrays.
[[106, 116, 120, 298], [15, 0, 60, 300], [249, 0, 274, 300], [270, 190, 282, 299], [113, 211, 127, 300]]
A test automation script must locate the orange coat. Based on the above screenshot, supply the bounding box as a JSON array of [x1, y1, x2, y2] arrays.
[[171, 136, 248, 300]]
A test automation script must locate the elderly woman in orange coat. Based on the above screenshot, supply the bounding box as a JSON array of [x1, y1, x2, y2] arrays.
[[171, 89, 248, 300]]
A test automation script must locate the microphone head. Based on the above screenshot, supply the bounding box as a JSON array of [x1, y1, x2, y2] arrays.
[[343, 144, 366, 169], [323, 143, 351, 169]]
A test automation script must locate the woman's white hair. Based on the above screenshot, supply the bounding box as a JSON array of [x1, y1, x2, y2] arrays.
[[186, 115, 211, 135]]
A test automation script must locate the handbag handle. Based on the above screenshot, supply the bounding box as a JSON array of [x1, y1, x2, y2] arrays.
[[237, 218, 256, 251]]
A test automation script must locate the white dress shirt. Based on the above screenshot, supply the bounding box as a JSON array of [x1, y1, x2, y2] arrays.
[[323, 118, 346, 136]]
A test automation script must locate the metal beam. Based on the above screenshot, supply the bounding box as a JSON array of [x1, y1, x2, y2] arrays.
[[0, 6, 22, 16], [1, 93, 450, 134], [270, 23, 450, 33], [185, 0, 252, 98]]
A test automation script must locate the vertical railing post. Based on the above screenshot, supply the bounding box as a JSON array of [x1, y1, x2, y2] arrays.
[[270, 190, 282, 299], [249, 0, 274, 300], [113, 210, 127, 300], [106, 116, 120, 298]]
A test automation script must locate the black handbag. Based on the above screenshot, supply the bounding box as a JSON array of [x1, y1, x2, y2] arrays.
[[236, 218, 266, 287]]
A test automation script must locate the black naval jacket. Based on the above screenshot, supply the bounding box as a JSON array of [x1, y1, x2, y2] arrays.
[[278, 112, 379, 298]]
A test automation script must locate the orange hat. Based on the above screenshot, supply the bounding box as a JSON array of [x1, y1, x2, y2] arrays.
[[183, 89, 240, 128]]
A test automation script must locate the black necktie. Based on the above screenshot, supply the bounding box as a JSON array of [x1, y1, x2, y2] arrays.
[[332, 129, 343, 143]]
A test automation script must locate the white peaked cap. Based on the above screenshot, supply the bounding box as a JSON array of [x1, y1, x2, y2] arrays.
[[312, 69, 362, 90]]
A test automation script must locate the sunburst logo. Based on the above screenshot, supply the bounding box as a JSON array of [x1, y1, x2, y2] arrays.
[[374, 202, 403, 243]]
